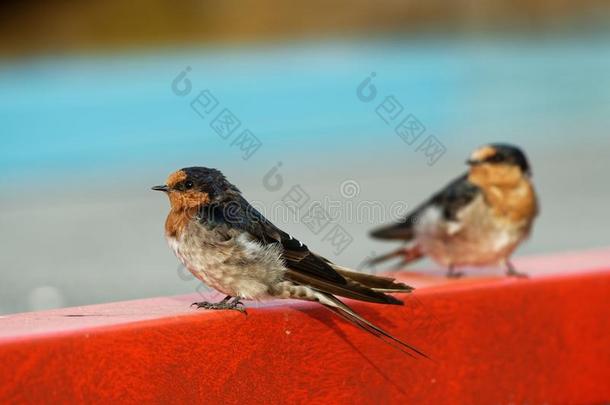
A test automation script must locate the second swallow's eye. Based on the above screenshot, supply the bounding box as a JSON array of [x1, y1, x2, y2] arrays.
[[488, 154, 504, 163], [185, 181, 194, 189]]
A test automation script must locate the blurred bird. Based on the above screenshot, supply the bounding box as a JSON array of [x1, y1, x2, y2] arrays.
[[370, 144, 538, 278], [153, 167, 424, 357]]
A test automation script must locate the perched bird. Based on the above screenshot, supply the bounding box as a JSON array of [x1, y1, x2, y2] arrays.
[[153, 167, 424, 356], [370, 144, 538, 278]]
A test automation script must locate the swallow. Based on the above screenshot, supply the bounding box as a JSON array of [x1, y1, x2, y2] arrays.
[[153, 167, 425, 356], [370, 144, 539, 278]]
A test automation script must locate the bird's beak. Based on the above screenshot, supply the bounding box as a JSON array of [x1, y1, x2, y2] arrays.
[[151, 185, 169, 192], [466, 159, 481, 166]]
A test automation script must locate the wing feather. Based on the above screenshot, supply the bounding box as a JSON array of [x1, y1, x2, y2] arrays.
[[370, 173, 480, 241], [199, 195, 345, 284], [199, 194, 412, 304]]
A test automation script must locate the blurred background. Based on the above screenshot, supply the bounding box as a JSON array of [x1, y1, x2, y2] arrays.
[[1, 0, 609, 315]]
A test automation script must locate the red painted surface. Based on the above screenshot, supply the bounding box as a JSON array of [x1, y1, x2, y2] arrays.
[[1, 249, 610, 404]]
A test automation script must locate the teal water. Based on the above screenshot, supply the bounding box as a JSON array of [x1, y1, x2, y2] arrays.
[[1, 35, 609, 186]]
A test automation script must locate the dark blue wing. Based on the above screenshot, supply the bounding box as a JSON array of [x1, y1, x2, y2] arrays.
[[370, 173, 481, 241], [199, 195, 346, 284]]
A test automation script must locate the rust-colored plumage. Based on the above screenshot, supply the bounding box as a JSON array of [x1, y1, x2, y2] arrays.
[[468, 163, 538, 223], [164, 170, 211, 238], [370, 143, 539, 277]]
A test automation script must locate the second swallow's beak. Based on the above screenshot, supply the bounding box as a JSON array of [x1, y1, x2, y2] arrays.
[[152, 185, 169, 192], [466, 159, 480, 166]]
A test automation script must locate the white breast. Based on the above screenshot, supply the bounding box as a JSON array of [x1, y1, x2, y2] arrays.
[[167, 236, 184, 264], [165, 222, 287, 300], [414, 195, 531, 267]]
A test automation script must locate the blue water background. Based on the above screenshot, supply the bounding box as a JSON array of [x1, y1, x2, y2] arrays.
[[1, 35, 609, 187]]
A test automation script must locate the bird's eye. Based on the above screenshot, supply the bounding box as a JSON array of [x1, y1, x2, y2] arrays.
[[488, 154, 504, 163], [185, 181, 194, 189]]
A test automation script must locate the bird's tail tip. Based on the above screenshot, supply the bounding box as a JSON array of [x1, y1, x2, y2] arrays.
[[317, 293, 429, 359]]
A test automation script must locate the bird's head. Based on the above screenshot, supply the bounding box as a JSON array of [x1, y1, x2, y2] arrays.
[[466, 144, 532, 186], [467, 144, 531, 174], [152, 167, 239, 210]]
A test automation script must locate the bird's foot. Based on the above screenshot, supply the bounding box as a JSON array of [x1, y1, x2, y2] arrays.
[[447, 269, 464, 278], [505, 260, 529, 278], [191, 296, 247, 314], [506, 267, 529, 278], [446, 267, 464, 278]]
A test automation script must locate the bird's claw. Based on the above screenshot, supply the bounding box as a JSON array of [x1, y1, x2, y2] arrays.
[[191, 298, 247, 314], [505, 260, 529, 278], [446, 267, 464, 278], [232, 300, 247, 314], [507, 269, 529, 278]]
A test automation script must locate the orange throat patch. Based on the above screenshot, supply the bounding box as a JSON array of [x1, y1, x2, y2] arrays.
[[468, 164, 538, 223], [165, 207, 198, 238], [164, 192, 210, 238], [162, 170, 211, 238]]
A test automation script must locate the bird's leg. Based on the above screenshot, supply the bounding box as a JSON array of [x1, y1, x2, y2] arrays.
[[402, 245, 424, 264], [191, 295, 247, 313], [505, 259, 528, 278], [446, 264, 464, 278], [367, 245, 423, 268]]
